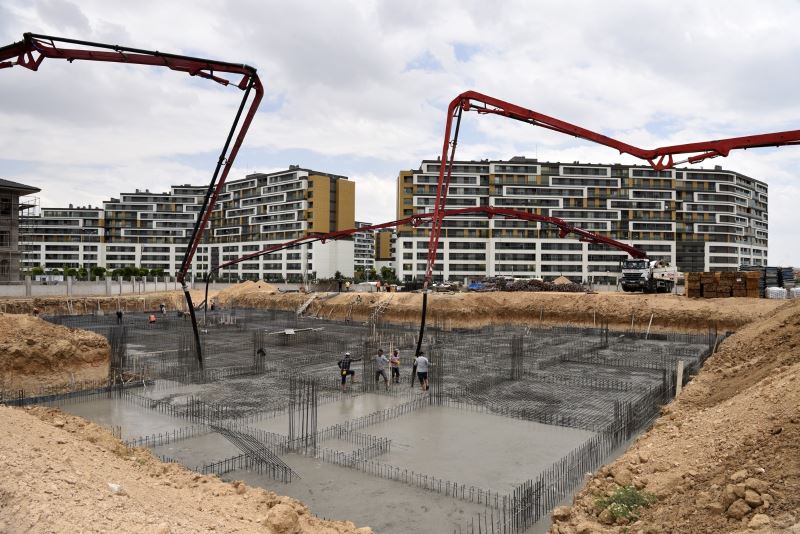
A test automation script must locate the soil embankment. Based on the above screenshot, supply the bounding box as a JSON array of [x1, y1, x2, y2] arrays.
[[0, 405, 372, 533], [0, 314, 110, 393], [0, 287, 783, 333], [215, 288, 784, 333], [0, 290, 210, 316], [549, 298, 800, 533]]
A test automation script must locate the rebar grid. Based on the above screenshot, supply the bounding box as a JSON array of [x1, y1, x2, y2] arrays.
[[14, 309, 729, 534]]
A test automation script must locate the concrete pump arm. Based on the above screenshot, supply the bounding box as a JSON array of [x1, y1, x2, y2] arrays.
[[1, 32, 264, 366], [424, 90, 800, 288]]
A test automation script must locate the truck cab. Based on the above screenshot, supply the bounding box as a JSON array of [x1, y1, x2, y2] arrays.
[[620, 258, 677, 293]]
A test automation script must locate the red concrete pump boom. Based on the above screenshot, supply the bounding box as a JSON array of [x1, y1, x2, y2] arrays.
[[213, 206, 646, 274], [201, 206, 647, 331], [1, 32, 264, 367], [424, 90, 800, 288]]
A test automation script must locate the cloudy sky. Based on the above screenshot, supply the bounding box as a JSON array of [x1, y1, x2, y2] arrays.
[[1, 1, 799, 264]]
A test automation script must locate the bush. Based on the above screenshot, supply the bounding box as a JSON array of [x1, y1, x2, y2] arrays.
[[595, 486, 656, 521]]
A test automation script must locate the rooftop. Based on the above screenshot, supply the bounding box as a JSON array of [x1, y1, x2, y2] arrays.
[[0, 178, 40, 194]]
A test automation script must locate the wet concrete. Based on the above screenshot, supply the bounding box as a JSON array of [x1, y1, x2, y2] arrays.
[[249, 392, 416, 434], [227, 454, 491, 534], [365, 406, 595, 493], [152, 432, 239, 466], [42, 310, 716, 534], [58, 398, 188, 440]]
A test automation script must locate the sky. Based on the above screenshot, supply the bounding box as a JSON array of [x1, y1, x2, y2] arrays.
[[1, 1, 799, 265]]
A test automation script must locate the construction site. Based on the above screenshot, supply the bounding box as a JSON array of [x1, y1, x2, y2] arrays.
[[0, 287, 798, 533], [1, 25, 800, 534]]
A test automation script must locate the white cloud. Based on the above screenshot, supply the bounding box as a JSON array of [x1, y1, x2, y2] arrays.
[[1, 0, 799, 265]]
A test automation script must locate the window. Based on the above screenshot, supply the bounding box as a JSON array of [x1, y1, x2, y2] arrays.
[[0, 231, 9, 247], [0, 197, 11, 216]]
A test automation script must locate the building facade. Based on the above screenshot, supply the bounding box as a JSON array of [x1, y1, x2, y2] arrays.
[[0, 179, 40, 283], [374, 229, 396, 272], [354, 221, 375, 272], [21, 167, 356, 281], [395, 157, 768, 283]]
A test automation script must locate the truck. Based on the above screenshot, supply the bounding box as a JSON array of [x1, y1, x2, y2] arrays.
[[620, 259, 679, 293]]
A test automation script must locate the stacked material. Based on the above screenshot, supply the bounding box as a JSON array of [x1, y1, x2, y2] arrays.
[[765, 266, 780, 288], [686, 271, 761, 299], [779, 267, 796, 289], [766, 287, 788, 299], [739, 266, 766, 297], [791, 288, 800, 299]]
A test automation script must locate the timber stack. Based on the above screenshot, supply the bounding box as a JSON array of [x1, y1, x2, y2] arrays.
[[685, 271, 761, 299]]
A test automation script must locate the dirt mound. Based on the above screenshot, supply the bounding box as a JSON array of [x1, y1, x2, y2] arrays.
[[549, 299, 800, 534], [209, 291, 785, 333], [0, 314, 109, 393], [0, 290, 209, 317], [215, 280, 278, 308], [0, 290, 783, 333], [0, 405, 372, 533]]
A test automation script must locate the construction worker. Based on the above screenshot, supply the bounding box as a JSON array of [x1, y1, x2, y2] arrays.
[[148, 313, 157, 326], [390, 349, 400, 384], [374, 349, 389, 391], [414, 351, 430, 392], [337, 352, 361, 392]]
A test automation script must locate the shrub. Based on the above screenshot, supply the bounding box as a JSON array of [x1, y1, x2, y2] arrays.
[[595, 486, 656, 521]]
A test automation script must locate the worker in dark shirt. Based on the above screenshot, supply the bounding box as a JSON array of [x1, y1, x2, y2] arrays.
[[337, 352, 361, 392]]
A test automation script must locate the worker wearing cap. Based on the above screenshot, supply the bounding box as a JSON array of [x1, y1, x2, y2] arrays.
[[337, 352, 361, 392]]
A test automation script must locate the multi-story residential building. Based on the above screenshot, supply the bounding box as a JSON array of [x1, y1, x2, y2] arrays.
[[353, 221, 375, 272], [395, 157, 768, 283], [21, 205, 103, 271], [0, 179, 40, 283], [20, 166, 356, 281], [374, 229, 396, 272], [198, 166, 354, 281]]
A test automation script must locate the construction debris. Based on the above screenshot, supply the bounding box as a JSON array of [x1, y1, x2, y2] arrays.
[[468, 276, 585, 293]]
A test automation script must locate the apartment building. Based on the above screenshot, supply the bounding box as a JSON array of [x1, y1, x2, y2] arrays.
[[197, 167, 354, 281], [0, 179, 40, 283], [395, 157, 768, 283], [20, 166, 356, 281], [374, 229, 396, 271], [354, 221, 375, 271]]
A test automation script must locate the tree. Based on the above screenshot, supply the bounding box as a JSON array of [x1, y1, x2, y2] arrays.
[[354, 266, 365, 282], [91, 266, 106, 278], [334, 270, 342, 281], [31, 266, 44, 276], [380, 266, 397, 283], [77, 267, 88, 280], [64, 267, 78, 278]]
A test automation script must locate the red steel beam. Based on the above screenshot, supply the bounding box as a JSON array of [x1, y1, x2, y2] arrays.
[[213, 206, 646, 273]]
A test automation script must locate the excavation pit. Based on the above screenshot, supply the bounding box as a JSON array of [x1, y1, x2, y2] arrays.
[[29, 308, 718, 533]]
